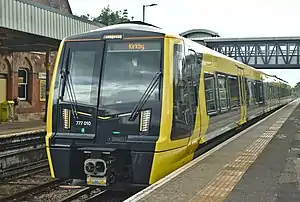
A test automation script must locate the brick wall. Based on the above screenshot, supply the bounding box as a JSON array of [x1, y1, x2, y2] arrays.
[[0, 0, 71, 122], [0, 52, 57, 121]]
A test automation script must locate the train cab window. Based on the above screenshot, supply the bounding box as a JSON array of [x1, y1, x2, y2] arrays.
[[217, 74, 228, 111], [204, 73, 217, 114], [171, 44, 192, 140], [227, 76, 239, 108], [60, 41, 104, 106]]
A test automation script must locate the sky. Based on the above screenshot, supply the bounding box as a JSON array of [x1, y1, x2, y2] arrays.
[[69, 0, 300, 86]]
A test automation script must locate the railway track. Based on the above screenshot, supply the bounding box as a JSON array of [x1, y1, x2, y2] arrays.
[[2, 179, 131, 202], [59, 188, 133, 202], [0, 178, 63, 202], [58, 187, 97, 202], [82, 190, 132, 202], [58, 187, 103, 202], [0, 159, 49, 183], [0, 131, 47, 180], [0, 132, 45, 152], [0, 131, 129, 201]]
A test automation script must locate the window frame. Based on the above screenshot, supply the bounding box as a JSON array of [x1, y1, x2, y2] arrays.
[[204, 72, 218, 115], [59, 40, 104, 106], [227, 75, 240, 109], [100, 39, 163, 106], [216, 73, 229, 112], [171, 43, 198, 140], [18, 68, 28, 101]]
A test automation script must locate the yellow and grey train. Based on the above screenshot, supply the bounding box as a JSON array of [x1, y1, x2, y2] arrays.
[[45, 22, 292, 190]]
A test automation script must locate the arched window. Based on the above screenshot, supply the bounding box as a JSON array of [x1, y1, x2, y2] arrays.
[[18, 69, 28, 101]]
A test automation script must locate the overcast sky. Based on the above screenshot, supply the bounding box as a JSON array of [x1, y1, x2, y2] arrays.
[[69, 0, 300, 86]]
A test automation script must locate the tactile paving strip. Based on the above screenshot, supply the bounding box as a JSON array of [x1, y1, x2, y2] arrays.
[[189, 107, 298, 202]]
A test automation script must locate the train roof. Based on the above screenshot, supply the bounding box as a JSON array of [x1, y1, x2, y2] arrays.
[[65, 21, 167, 41], [65, 21, 289, 85]]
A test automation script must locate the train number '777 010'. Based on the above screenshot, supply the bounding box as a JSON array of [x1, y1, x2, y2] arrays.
[[76, 120, 92, 126]]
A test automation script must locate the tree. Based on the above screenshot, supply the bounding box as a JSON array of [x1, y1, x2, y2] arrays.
[[79, 14, 91, 20], [77, 6, 134, 26]]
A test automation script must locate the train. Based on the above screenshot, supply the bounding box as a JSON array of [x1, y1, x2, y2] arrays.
[[45, 21, 293, 191]]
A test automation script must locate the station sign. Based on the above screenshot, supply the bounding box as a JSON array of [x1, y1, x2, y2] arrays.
[[39, 72, 46, 79]]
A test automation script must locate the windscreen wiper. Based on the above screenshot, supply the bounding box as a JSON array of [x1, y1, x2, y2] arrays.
[[128, 71, 162, 121], [59, 49, 78, 120]]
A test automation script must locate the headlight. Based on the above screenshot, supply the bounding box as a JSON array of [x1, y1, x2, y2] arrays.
[[62, 108, 70, 129], [85, 162, 95, 173], [139, 109, 151, 133], [84, 159, 107, 176]]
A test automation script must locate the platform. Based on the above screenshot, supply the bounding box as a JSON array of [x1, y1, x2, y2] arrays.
[[0, 120, 45, 137], [125, 99, 300, 202]]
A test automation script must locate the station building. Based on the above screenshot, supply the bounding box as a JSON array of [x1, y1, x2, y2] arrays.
[[180, 29, 220, 45], [0, 0, 71, 122]]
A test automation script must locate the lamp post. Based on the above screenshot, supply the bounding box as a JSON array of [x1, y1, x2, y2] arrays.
[[142, 4, 158, 22]]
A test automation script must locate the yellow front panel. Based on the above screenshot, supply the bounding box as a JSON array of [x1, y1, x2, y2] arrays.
[[149, 146, 194, 184], [149, 37, 192, 184]]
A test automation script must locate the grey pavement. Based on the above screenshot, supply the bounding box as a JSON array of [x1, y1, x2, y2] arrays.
[[224, 105, 300, 202]]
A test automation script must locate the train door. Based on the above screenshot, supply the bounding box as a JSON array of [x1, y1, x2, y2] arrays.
[[185, 46, 202, 146], [237, 66, 247, 124]]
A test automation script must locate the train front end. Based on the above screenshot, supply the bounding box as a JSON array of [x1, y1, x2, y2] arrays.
[[45, 27, 164, 190]]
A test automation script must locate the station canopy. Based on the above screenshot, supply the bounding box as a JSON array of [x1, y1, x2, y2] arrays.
[[0, 0, 103, 52]]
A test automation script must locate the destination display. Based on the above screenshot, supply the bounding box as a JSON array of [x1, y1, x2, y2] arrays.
[[107, 41, 161, 52]]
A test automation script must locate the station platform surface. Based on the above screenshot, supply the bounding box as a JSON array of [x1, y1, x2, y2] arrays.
[[0, 120, 45, 136], [125, 99, 300, 202]]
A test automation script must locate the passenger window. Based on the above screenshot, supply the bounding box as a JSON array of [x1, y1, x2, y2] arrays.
[[256, 81, 263, 103], [247, 80, 256, 105], [227, 76, 239, 108], [217, 75, 228, 111], [204, 73, 217, 114], [192, 54, 202, 106], [185, 49, 201, 121], [269, 85, 273, 100]]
